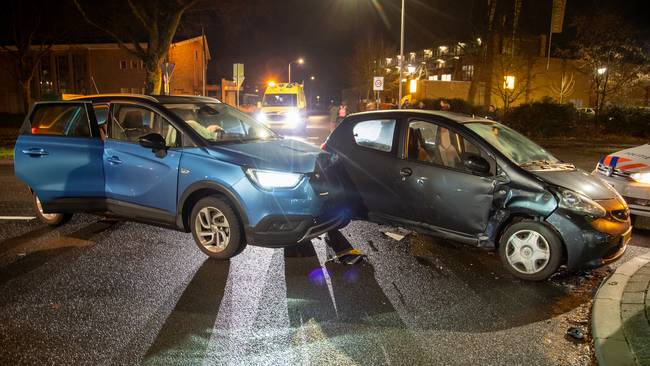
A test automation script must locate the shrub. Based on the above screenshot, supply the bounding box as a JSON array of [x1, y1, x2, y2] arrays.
[[601, 107, 650, 137], [503, 99, 576, 138]]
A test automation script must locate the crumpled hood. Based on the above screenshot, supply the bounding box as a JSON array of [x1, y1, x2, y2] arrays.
[[600, 144, 650, 173], [207, 138, 321, 173], [533, 169, 616, 200]]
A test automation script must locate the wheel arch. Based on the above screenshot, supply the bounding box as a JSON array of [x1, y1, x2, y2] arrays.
[[177, 181, 250, 234], [495, 212, 568, 264]]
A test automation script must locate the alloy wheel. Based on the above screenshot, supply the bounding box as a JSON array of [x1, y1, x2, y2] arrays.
[[194, 206, 231, 253]]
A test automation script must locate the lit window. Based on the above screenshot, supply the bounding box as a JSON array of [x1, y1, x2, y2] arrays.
[[441, 74, 452, 81], [462, 65, 474, 80], [429, 75, 439, 81], [120, 88, 129, 93]]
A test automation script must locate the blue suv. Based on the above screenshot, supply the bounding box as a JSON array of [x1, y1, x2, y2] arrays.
[[14, 95, 346, 259]]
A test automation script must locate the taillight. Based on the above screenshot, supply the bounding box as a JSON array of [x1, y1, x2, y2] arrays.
[[31, 127, 38, 134], [320, 142, 327, 150]]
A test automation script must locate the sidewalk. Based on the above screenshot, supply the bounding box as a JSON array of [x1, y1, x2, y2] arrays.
[[593, 253, 650, 366]]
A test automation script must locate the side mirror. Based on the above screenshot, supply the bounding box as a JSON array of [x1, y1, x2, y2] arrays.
[[461, 153, 491, 175], [138, 133, 166, 151]]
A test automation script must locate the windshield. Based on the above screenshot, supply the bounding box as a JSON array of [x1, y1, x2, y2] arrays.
[[164, 102, 277, 143], [262, 94, 297, 107], [465, 121, 559, 165]]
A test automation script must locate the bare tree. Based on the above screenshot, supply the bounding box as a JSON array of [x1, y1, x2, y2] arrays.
[[0, 0, 54, 113], [491, 52, 537, 110], [346, 33, 396, 101], [549, 71, 575, 103], [572, 14, 648, 117], [73, 0, 199, 95]]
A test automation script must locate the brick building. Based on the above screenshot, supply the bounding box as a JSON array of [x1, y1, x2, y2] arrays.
[[0, 35, 210, 114]]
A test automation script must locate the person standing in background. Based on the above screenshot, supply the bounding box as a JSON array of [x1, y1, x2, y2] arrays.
[[329, 102, 338, 131]]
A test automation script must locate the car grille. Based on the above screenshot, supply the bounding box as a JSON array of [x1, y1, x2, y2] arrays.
[[611, 209, 630, 222], [595, 163, 632, 180]]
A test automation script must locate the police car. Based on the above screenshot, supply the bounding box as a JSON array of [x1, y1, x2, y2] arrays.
[[593, 144, 650, 218]]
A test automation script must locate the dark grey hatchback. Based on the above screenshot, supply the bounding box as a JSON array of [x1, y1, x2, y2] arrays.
[[321, 110, 631, 281]]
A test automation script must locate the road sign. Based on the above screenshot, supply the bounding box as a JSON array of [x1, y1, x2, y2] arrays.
[[551, 0, 566, 33], [373, 76, 384, 91]]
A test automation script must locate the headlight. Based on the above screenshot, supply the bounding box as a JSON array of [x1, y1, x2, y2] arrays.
[[245, 168, 303, 189], [285, 110, 301, 127], [557, 188, 606, 217], [631, 172, 650, 184], [255, 112, 267, 123]]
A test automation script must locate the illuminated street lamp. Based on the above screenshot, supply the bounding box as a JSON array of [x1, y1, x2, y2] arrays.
[[597, 67, 607, 75], [504, 75, 515, 90], [310, 75, 316, 80], [288, 58, 304, 83], [407, 65, 416, 74]]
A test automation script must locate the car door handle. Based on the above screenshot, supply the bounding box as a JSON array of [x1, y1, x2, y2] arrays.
[[400, 167, 413, 178], [106, 156, 123, 165], [21, 148, 48, 156]]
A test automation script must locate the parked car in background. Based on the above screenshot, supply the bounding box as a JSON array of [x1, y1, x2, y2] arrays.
[[321, 110, 631, 281], [14, 94, 345, 259], [593, 144, 650, 220]]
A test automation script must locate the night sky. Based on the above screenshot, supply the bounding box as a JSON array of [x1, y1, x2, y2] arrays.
[[3, 0, 650, 102]]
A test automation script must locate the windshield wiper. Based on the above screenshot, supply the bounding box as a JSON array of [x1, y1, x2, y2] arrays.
[[520, 159, 554, 167]]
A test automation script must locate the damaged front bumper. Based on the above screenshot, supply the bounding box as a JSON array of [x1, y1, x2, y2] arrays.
[[546, 206, 631, 270]]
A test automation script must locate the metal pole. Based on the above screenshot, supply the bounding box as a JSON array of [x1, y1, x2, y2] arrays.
[[288, 63, 292, 83], [546, 20, 553, 70], [398, 0, 405, 109]]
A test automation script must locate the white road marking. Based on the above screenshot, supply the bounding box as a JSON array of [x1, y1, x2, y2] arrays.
[[0, 216, 35, 220]]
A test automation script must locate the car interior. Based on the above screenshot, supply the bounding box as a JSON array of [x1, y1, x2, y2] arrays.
[[407, 122, 481, 171]]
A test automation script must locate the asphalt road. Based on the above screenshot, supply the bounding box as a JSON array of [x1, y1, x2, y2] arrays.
[[1, 114, 649, 365]]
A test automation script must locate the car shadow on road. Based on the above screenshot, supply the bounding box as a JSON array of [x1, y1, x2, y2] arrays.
[[283, 243, 431, 365], [408, 235, 600, 332], [142, 259, 230, 365]]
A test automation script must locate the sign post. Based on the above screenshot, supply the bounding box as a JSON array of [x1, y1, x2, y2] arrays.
[[547, 0, 566, 70], [233, 63, 245, 107], [373, 76, 384, 109]]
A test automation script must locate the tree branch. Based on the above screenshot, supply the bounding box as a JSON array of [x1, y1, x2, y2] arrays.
[[73, 0, 146, 59]]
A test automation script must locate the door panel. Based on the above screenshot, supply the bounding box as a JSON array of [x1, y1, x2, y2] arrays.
[[104, 141, 181, 214], [14, 102, 104, 202], [401, 119, 496, 235], [339, 118, 405, 218], [104, 103, 182, 214]]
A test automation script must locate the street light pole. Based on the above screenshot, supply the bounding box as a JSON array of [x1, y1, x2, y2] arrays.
[[398, 0, 405, 109], [288, 58, 304, 83]]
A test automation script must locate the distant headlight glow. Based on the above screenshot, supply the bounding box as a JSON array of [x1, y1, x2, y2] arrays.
[[245, 168, 303, 189], [285, 110, 301, 128], [256, 112, 267, 123]]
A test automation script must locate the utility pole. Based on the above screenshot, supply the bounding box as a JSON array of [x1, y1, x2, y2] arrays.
[[398, 0, 405, 109]]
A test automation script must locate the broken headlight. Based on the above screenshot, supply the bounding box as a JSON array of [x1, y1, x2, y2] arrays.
[[557, 188, 606, 218]]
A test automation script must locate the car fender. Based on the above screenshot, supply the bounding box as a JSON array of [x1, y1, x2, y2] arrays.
[[177, 180, 250, 232]]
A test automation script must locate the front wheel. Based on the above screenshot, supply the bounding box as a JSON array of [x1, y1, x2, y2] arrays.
[[33, 194, 72, 227], [190, 196, 245, 260], [498, 220, 563, 281]]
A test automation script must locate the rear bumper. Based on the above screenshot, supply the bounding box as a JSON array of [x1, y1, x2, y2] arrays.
[[245, 211, 348, 247]]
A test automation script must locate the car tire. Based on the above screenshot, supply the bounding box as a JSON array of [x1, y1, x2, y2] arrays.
[[190, 196, 245, 260], [498, 220, 563, 281], [33, 194, 72, 227]]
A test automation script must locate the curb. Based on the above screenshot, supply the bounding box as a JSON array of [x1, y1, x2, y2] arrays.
[[593, 252, 650, 366]]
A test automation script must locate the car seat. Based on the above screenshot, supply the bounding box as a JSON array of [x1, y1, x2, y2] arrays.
[[438, 128, 461, 168], [122, 111, 148, 142]]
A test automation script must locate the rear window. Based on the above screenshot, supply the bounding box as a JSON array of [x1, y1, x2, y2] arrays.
[[28, 104, 91, 137], [352, 119, 396, 152]]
